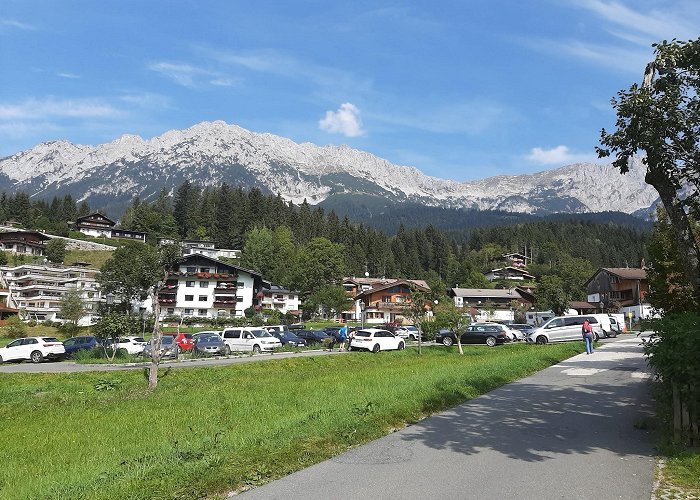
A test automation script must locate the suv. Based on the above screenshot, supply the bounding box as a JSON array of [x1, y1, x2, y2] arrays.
[[221, 327, 282, 353], [0, 337, 65, 363], [62, 336, 101, 357], [436, 323, 510, 347], [528, 315, 605, 344]]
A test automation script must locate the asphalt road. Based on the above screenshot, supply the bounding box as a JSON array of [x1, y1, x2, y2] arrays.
[[239, 335, 655, 500]]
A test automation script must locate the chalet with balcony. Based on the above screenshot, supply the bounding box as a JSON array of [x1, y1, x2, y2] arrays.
[[353, 279, 431, 325], [585, 267, 649, 317], [157, 254, 263, 319], [259, 284, 300, 316], [75, 213, 146, 242], [502, 252, 531, 269], [0, 231, 50, 256], [485, 266, 535, 282], [448, 287, 534, 322]]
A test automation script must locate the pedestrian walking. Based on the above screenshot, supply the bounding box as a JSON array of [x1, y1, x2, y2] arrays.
[[582, 319, 594, 354], [338, 324, 348, 351]]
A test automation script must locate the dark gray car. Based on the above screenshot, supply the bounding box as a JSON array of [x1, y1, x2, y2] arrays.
[[142, 335, 179, 359], [193, 332, 229, 355]]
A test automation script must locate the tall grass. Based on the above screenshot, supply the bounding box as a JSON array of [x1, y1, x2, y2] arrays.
[[0, 343, 581, 499]]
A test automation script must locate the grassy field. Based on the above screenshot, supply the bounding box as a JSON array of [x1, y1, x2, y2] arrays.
[[64, 249, 114, 269], [0, 343, 582, 499]]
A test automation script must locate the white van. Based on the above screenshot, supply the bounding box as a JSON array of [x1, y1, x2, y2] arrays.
[[528, 315, 605, 344], [221, 327, 282, 353]]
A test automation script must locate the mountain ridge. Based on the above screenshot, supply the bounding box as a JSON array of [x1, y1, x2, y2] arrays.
[[0, 120, 659, 217]]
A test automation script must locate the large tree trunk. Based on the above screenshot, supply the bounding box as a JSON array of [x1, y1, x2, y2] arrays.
[[646, 164, 700, 298]]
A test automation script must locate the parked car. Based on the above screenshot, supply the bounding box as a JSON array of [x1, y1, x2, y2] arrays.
[[509, 323, 535, 337], [270, 330, 307, 347], [193, 332, 228, 356], [114, 336, 147, 355], [174, 333, 195, 351], [349, 328, 405, 352], [527, 315, 605, 344], [0, 337, 65, 364], [294, 329, 332, 346], [62, 336, 101, 357], [587, 314, 617, 338], [288, 323, 306, 330], [221, 327, 282, 353], [323, 326, 342, 338], [608, 316, 626, 335], [142, 335, 179, 359], [403, 325, 420, 341], [436, 323, 510, 347]]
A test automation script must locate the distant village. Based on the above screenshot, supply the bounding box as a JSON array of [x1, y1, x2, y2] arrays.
[[0, 212, 652, 328]]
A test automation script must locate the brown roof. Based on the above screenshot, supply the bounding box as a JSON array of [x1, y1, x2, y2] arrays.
[[354, 279, 430, 298], [602, 268, 647, 280]]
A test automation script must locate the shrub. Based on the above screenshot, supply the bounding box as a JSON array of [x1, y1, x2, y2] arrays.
[[3, 316, 27, 339]]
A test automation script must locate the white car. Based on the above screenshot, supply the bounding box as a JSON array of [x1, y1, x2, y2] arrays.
[[221, 327, 282, 353], [393, 327, 410, 339], [403, 325, 420, 341], [114, 336, 147, 355], [0, 336, 65, 364], [349, 328, 405, 353]]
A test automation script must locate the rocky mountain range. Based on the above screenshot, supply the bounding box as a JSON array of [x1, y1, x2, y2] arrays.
[[0, 120, 659, 218]]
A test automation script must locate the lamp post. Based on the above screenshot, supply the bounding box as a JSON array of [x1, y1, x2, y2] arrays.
[[360, 301, 365, 329]]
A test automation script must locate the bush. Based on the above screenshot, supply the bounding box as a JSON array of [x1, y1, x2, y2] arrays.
[[3, 316, 27, 339]]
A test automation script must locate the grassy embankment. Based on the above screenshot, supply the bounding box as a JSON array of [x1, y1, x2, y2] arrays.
[[1, 343, 581, 499]]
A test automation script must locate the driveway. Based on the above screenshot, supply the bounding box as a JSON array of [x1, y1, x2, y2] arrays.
[[240, 335, 655, 499]]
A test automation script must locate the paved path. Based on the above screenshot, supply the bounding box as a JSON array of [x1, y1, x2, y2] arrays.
[[0, 348, 343, 373], [240, 335, 656, 500]]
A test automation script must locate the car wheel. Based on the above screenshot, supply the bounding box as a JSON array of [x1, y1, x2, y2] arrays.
[[409, 334, 416, 341], [253, 344, 262, 354], [372, 343, 380, 353], [594, 332, 601, 341], [609, 330, 618, 338], [398, 342, 405, 350], [485, 336, 497, 347], [535, 335, 548, 345], [0, 355, 3, 363], [224, 345, 231, 355], [30, 350, 43, 364], [442, 336, 454, 346]]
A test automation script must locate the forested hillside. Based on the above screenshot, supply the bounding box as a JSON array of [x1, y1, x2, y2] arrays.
[[0, 184, 649, 294]]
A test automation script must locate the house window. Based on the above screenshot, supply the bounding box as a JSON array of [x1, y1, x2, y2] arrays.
[[199, 281, 209, 288], [237, 282, 245, 288], [199, 295, 207, 301], [185, 295, 194, 301], [167, 308, 175, 314], [184, 309, 193, 316], [186, 281, 194, 287], [236, 297, 243, 302], [395, 296, 405, 303], [382, 295, 392, 303], [200, 268, 210, 273], [198, 309, 207, 316], [186, 267, 196, 273]]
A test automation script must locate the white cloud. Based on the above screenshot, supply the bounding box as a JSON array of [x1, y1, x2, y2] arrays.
[[0, 19, 36, 31], [319, 103, 365, 137], [526, 145, 597, 166], [57, 72, 81, 79], [0, 97, 122, 120]]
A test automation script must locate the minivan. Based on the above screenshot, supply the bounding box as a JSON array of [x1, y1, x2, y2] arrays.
[[528, 315, 605, 344], [220, 327, 282, 353]]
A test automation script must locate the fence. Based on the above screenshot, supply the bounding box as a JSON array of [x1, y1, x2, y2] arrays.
[[672, 382, 699, 446]]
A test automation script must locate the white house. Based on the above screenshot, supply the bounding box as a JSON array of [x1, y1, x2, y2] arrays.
[[258, 284, 300, 316], [156, 254, 263, 319]]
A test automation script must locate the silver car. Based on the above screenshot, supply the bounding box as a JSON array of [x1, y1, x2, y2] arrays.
[[193, 332, 228, 356], [528, 315, 604, 344]]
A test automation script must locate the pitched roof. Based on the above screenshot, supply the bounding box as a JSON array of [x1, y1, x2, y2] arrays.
[[602, 268, 647, 280], [354, 279, 430, 298], [178, 253, 262, 278]]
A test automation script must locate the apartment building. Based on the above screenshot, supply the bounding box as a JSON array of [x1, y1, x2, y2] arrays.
[[0, 263, 102, 325]]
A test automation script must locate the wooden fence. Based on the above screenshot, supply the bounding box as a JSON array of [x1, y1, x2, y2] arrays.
[[672, 383, 699, 446]]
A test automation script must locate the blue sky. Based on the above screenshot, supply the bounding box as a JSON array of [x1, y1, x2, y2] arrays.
[[1, 1, 698, 181]]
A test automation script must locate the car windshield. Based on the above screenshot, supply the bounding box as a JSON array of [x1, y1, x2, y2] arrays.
[[161, 336, 175, 344], [63, 338, 78, 346], [42, 337, 59, 342], [199, 334, 220, 342], [250, 330, 271, 338], [133, 337, 146, 342]]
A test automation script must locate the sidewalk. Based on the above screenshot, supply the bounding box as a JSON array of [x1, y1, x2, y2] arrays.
[[239, 336, 656, 499]]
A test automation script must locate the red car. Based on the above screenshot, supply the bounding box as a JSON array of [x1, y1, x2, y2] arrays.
[[174, 333, 194, 351]]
